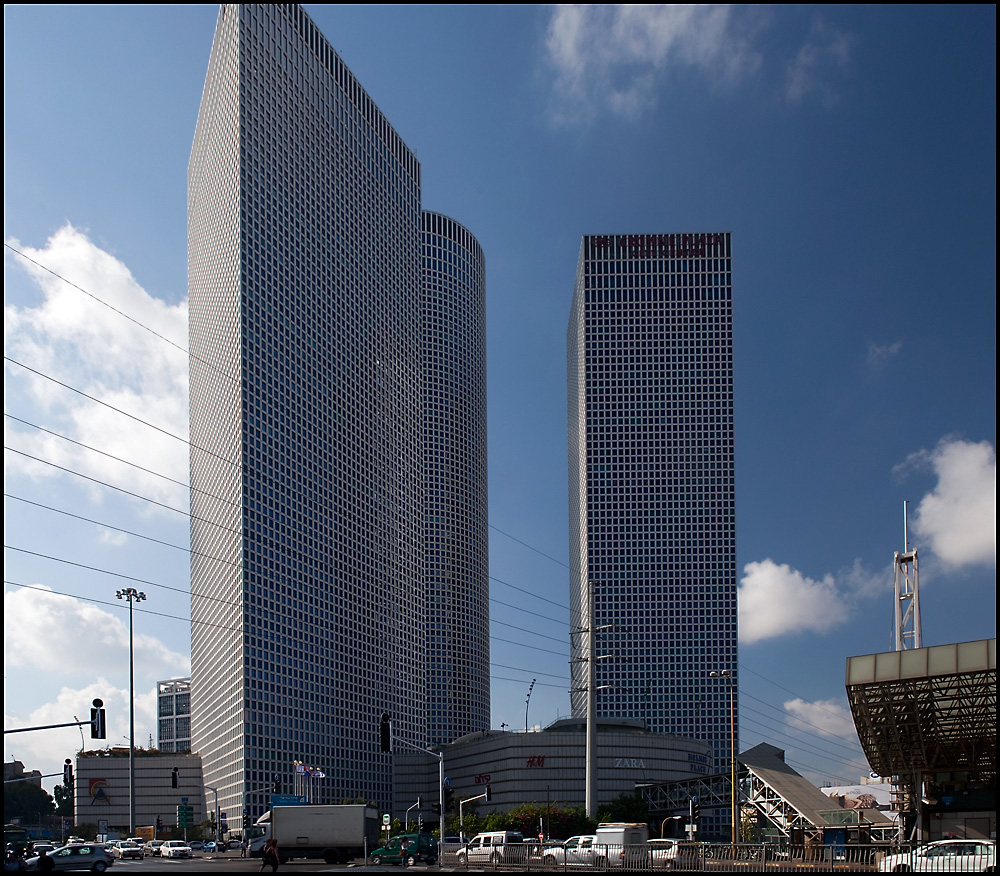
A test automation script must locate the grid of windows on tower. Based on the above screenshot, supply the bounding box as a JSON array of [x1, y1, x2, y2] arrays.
[[188, 4, 487, 826], [568, 233, 737, 784]]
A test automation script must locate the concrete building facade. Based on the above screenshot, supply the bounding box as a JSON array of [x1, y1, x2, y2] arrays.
[[157, 678, 191, 753], [74, 752, 204, 837], [395, 718, 713, 822]]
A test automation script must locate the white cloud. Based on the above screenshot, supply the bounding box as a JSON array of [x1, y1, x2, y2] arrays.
[[544, 5, 762, 123], [739, 559, 850, 644], [3, 585, 187, 781], [785, 19, 853, 106], [5, 225, 189, 511], [784, 696, 857, 740], [902, 438, 996, 568], [3, 585, 189, 680], [4, 679, 160, 788], [867, 340, 902, 366]]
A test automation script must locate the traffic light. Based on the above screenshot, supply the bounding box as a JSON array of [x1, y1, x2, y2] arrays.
[[444, 788, 455, 811], [171, 767, 179, 788], [692, 799, 701, 822], [156, 816, 163, 833], [272, 775, 281, 793], [485, 785, 492, 803], [379, 712, 391, 753], [63, 759, 73, 787], [431, 803, 441, 815], [90, 698, 106, 739], [417, 815, 424, 833]]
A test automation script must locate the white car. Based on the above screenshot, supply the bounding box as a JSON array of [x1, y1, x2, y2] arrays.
[[456, 832, 528, 867], [160, 841, 193, 859], [543, 836, 598, 867], [111, 841, 143, 860], [647, 839, 701, 870], [879, 839, 995, 873]]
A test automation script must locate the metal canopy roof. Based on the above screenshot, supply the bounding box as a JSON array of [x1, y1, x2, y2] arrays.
[[846, 639, 996, 778]]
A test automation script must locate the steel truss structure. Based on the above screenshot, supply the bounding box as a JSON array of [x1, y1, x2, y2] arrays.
[[640, 743, 896, 841], [846, 641, 996, 780], [846, 639, 996, 839]]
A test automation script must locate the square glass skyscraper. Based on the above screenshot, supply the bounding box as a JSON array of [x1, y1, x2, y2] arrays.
[[568, 233, 738, 779], [188, 4, 492, 830]]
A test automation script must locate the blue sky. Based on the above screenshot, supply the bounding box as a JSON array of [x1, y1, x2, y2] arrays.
[[4, 5, 995, 794]]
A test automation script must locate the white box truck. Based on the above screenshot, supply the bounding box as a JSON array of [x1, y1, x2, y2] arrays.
[[247, 804, 380, 864], [594, 822, 651, 868]]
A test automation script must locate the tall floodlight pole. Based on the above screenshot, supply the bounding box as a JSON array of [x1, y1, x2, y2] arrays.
[[117, 587, 146, 836], [893, 500, 921, 651], [525, 679, 536, 732], [710, 669, 737, 846]]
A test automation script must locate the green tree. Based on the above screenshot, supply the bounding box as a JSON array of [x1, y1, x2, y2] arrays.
[[53, 783, 74, 817], [596, 790, 649, 826], [3, 781, 56, 822]]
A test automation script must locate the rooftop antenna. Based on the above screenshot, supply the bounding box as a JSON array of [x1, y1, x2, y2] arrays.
[[892, 500, 921, 650]]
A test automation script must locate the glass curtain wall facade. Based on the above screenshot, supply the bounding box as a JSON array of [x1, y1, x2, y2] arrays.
[[567, 233, 738, 801], [189, 4, 426, 828], [421, 211, 489, 744]]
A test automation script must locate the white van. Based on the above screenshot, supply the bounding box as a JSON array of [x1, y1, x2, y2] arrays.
[[456, 831, 527, 866], [595, 823, 650, 868]]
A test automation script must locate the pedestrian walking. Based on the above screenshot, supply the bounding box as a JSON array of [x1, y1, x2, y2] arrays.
[[258, 838, 280, 873]]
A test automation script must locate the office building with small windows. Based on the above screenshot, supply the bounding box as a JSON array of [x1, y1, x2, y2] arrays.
[[157, 678, 192, 753], [421, 212, 490, 744], [188, 4, 487, 834], [568, 233, 737, 828]]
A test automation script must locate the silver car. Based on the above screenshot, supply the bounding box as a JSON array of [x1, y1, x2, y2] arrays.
[[25, 843, 115, 872], [879, 839, 996, 873]]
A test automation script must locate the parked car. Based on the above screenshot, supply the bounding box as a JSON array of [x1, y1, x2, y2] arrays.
[[456, 832, 527, 867], [24, 843, 114, 872], [878, 839, 995, 872], [160, 841, 193, 859], [111, 842, 143, 860]]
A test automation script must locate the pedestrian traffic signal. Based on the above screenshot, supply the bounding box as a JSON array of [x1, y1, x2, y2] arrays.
[[90, 698, 106, 739], [379, 712, 391, 753], [272, 775, 281, 793], [63, 759, 73, 787]]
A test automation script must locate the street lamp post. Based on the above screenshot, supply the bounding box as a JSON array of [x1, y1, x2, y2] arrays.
[[117, 587, 146, 836], [710, 669, 737, 846]]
